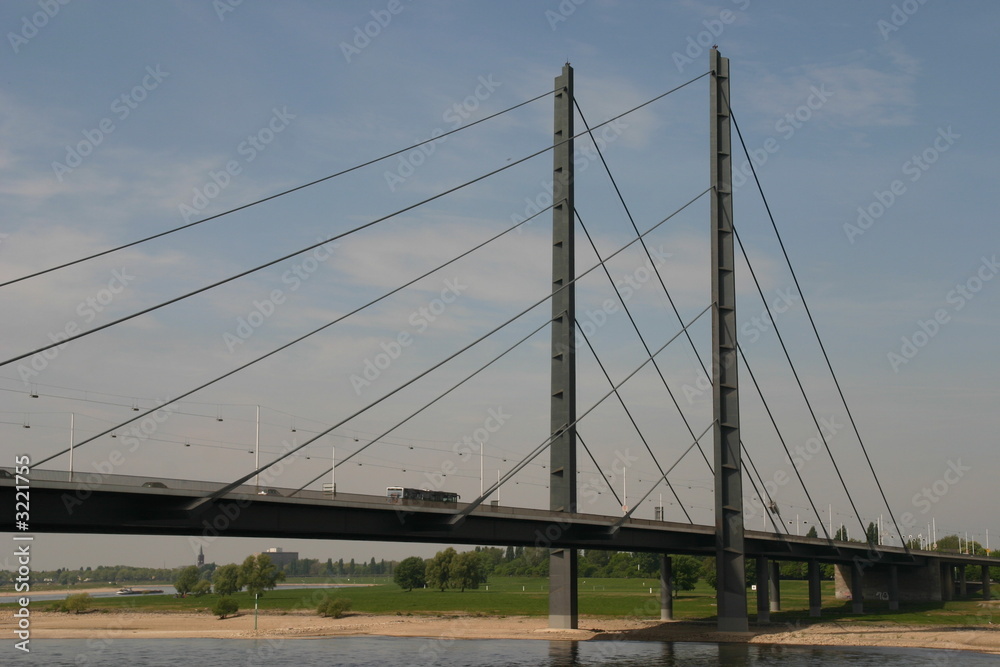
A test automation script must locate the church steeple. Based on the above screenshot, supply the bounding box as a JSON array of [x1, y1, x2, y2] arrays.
[[197, 546, 204, 567]]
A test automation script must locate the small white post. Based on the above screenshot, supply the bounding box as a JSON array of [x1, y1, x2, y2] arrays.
[[255, 405, 260, 491], [69, 412, 75, 482], [623, 466, 627, 514]]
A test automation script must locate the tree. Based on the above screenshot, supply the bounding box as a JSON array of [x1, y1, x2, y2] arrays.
[[865, 521, 878, 544], [213, 597, 238, 619], [191, 579, 212, 596], [935, 535, 960, 552], [212, 563, 241, 596], [450, 551, 483, 592], [834, 525, 849, 542], [702, 556, 756, 590], [426, 547, 457, 591], [317, 596, 352, 618], [805, 526, 818, 538], [586, 549, 611, 569], [670, 555, 701, 596], [237, 554, 285, 599], [64, 593, 92, 614], [174, 565, 200, 596], [604, 552, 636, 578], [635, 552, 660, 577], [394, 556, 426, 591]]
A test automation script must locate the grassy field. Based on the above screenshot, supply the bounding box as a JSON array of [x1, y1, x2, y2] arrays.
[[7, 577, 998, 626]]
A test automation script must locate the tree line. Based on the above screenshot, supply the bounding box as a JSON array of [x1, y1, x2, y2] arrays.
[[174, 553, 285, 597]]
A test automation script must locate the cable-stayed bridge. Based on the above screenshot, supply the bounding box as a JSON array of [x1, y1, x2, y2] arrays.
[[0, 51, 992, 632]]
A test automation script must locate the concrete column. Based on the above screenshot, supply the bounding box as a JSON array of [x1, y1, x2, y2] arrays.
[[769, 561, 781, 612], [888, 564, 899, 611], [710, 48, 748, 635], [942, 564, 953, 601], [984, 565, 991, 601], [547, 62, 578, 632], [850, 562, 864, 614], [660, 555, 673, 621], [959, 566, 968, 598], [808, 561, 822, 617], [755, 555, 769, 624]]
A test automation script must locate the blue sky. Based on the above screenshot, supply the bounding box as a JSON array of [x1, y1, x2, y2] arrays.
[[1, 0, 997, 569]]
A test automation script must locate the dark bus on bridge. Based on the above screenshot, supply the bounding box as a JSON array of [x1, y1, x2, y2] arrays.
[[386, 486, 460, 504]]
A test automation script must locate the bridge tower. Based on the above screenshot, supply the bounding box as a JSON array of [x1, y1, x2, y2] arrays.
[[548, 62, 578, 630], [709, 48, 749, 633]]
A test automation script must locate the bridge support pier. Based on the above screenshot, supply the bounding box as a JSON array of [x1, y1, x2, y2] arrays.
[[769, 561, 781, 613], [942, 564, 954, 601], [984, 565, 992, 601], [850, 562, 864, 614], [808, 561, 822, 617], [547, 61, 578, 631], [660, 555, 673, 621], [755, 555, 770, 624], [709, 46, 748, 635], [888, 564, 899, 611], [836, 560, 964, 603], [959, 566, 968, 598]]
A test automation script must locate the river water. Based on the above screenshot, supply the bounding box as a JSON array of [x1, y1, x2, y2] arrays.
[[7, 637, 1000, 666]]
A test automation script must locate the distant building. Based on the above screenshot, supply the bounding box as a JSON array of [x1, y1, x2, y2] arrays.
[[197, 546, 205, 567], [258, 547, 298, 569]]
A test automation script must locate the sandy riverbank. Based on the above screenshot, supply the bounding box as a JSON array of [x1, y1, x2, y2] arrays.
[[2, 609, 1000, 653]]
